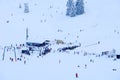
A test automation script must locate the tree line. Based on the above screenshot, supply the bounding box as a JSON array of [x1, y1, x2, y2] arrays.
[[66, 0, 84, 17]]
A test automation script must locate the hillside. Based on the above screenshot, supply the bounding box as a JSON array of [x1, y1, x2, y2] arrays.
[[0, 0, 120, 80]]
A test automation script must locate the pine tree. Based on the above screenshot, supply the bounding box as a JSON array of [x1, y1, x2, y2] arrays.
[[76, 0, 84, 15], [24, 3, 29, 13], [66, 0, 76, 17]]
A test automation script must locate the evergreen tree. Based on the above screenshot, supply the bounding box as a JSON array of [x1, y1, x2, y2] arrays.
[[76, 0, 84, 15], [66, 0, 76, 17], [24, 3, 29, 13]]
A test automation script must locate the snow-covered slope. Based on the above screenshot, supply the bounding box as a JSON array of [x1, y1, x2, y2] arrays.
[[0, 0, 120, 80]]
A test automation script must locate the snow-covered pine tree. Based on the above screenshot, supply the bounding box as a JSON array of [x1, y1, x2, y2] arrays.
[[24, 3, 29, 13], [66, 0, 76, 17], [76, 0, 84, 15]]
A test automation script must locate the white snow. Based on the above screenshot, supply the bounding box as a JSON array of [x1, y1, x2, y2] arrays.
[[0, 0, 120, 80]]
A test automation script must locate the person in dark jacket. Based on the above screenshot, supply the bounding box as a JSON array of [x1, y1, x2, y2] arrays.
[[76, 73, 78, 78]]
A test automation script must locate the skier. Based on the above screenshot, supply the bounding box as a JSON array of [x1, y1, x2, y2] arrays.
[[85, 64, 87, 69], [24, 60, 26, 64], [76, 73, 78, 78], [59, 59, 61, 64]]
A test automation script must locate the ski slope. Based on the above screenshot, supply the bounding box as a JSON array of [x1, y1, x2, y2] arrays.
[[0, 0, 120, 80]]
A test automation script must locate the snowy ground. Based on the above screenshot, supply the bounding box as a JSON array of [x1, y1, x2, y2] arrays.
[[0, 0, 120, 80]]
